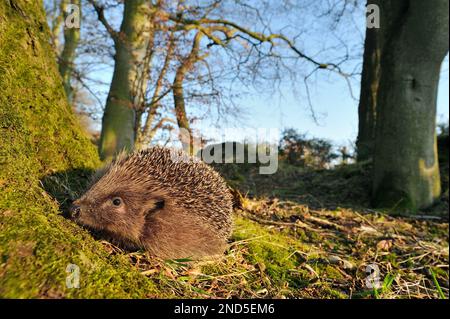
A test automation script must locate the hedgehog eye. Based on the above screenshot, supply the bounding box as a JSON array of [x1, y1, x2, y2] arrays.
[[112, 197, 122, 206], [154, 199, 165, 210]]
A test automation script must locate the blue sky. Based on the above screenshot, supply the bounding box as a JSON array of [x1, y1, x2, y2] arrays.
[[76, 1, 449, 149], [226, 57, 449, 147], [190, 2, 450, 148]]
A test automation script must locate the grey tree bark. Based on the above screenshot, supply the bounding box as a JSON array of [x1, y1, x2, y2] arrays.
[[58, 0, 81, 102], [356, 0, 380, 161], [372, 0, 449, 211], [173, 32, 204, 155], [356, 0, 408, 161], [95, 0, 154, 161]]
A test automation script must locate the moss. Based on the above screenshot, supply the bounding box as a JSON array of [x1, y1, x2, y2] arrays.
[[316, 286, 348, 299], [382, 253, 399, 268], [232, 217, 311, 291], [0, 208, 161, 298], [319, 265, 344, 281], [0, 0, 161, 298]]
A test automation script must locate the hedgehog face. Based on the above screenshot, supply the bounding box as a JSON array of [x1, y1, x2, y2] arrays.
[[70, 184, 164, 245]]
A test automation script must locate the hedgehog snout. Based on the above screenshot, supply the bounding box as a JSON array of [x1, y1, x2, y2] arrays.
[[70, 204, 81, 219], [70, 198, 89, 220]]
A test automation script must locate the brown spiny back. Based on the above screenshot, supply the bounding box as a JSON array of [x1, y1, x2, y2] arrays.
[[74, 146, 233, 259]]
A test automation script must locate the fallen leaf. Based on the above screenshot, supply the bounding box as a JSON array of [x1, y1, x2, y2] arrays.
[[377, 239, 393, 251]]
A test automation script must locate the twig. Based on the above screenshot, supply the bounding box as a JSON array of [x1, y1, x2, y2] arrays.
[[302, 214, 347, 232], [242, 212, 319, 232]]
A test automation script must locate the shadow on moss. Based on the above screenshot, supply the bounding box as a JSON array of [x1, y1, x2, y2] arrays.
[[40, 168, 95, 217]]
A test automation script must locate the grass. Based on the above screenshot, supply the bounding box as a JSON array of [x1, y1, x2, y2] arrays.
[[430, 268, 446, 299]]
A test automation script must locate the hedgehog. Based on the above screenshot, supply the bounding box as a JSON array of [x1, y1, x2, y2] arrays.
[[70, 146, 233, 259]]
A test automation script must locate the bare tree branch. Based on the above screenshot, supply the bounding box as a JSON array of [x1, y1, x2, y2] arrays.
[[87, 0, 119, 41]]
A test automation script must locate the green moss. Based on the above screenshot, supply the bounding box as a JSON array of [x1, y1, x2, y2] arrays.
[[383, 253, 399, 268], [319, 265, 344, 280], [232, 217, 310, 290]]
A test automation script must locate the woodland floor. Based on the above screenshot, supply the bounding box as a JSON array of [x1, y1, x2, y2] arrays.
[[96, 160, 449, 299]]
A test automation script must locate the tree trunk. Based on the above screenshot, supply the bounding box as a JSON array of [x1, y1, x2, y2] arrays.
[[58, 0, 81, 102], [173, 68, 193, 154], [356, 0, 405, 161], [98, 1, 153, 161], [49, 0, 65, 53], [356, 1, 380, 161], [173, 32, 203, 155], [372, 0, 449, 212], [0, 0, 158, 297]]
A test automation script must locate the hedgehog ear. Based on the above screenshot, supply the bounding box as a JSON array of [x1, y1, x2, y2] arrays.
[[145, 198, 165, 216], [154, 198, 165, 210]]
